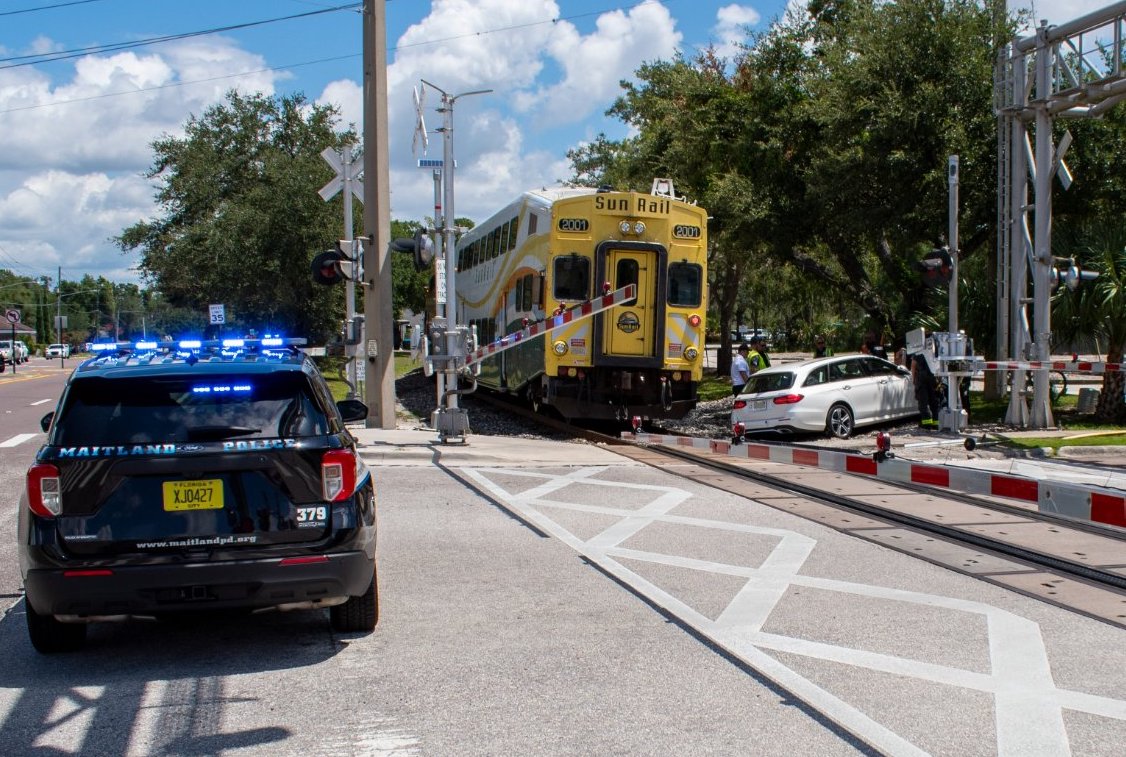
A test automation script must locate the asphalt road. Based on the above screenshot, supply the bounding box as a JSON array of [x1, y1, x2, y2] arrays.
[[2, 361, 1124, 755]]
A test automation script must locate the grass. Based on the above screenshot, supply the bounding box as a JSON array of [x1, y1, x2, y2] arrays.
[[322, 351, 421, 402]]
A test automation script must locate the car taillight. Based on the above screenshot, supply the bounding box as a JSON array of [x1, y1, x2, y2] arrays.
[[733, 399, 747, 410], [321, 449, 357, 502], [27, 463, 61, 518], [773, 394, 804, 405]]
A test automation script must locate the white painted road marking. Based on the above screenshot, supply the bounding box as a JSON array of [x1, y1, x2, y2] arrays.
[[30, 398, 52, 406], [462, 465, 1126, 757], [0, 433, 37, 448]]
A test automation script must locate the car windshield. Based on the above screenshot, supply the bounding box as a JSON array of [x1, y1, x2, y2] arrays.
[[52, 373, 330, 446], [743, 371, 795, 394]]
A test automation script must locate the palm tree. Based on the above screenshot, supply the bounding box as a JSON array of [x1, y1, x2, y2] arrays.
[[1052, 220, 1126, 423]]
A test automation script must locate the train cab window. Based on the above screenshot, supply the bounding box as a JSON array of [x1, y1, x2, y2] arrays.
[[616, 259, 639, 294], [668, 262, 702, 307], [528, 213, 539, 236], [553, 254, 590, 300]]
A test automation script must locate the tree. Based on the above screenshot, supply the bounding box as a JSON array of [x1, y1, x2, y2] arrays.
[[1052, 219, 1126, 423], [117, 91, 355, 343]]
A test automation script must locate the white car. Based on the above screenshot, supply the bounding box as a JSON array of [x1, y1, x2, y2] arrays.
[[45, 343, 70, 358], [732, 355, 918, 439], [0, 339, 29, 365]]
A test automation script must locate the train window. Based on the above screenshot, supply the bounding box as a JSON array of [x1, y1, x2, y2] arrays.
[[508, 217, 518, 250], [668, 263, 702, 307], [499, 221, 510, 254], [553, 254, 589, 300], [520, 274, 533, 311], [528, 213, 539, 236], [616, 259, 638, 293]]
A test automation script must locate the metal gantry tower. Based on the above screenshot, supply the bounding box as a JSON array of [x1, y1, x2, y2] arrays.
[[994, 3, 1126, 427]]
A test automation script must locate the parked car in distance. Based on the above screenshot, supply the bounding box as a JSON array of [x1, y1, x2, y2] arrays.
[[45, 343, 70, 358], [732, 355, 918, 439], [0, 339, 30, 364], [19, 337, 378, 652]]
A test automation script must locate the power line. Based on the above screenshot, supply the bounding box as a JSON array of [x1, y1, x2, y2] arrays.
[[0, 0, 106, 18], [0, 3, 362, 69]]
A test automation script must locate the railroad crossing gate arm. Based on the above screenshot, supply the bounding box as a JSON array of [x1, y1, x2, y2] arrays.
[[461, 284, 636, 370]]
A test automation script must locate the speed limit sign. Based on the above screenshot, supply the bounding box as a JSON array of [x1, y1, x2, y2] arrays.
[[209, 304, 225, 325], [4, 309, 19, 324]]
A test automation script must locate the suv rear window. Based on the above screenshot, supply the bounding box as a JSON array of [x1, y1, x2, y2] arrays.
[[53, 373, 330, 446]]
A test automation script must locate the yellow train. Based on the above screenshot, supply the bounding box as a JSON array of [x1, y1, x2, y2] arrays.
[[455, 182, 708, 421]]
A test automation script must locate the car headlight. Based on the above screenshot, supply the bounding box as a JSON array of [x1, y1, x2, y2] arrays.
[[552, 340, 568, 356]]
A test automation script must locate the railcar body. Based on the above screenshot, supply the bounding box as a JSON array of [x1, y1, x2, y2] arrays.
[[456, 185, 708, 420]]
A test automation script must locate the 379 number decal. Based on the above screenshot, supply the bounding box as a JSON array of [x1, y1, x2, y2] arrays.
[[557, 218, 589, 232], [296, 506, 328, 526]]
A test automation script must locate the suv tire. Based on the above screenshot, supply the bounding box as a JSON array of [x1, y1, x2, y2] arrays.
[[26, 598, 87, 653], [330, 567, 379, 632]]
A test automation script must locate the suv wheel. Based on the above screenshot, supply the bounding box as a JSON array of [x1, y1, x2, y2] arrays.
[[330, 566, 379, 632], [26, 598, 87, 653]]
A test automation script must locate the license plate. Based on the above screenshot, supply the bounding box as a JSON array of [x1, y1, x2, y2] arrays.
[[753, 399, 768, 411], [163, 479, 223, 511]]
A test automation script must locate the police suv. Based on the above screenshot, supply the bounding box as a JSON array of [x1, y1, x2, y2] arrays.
[[18, 337, 378, 652]]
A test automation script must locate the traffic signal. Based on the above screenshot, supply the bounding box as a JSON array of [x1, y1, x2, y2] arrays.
[[915, 246, 953, 287], [389, 230, 435, 271], [311, 247, 349, 285]]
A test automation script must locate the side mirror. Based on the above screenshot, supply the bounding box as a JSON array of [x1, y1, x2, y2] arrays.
[[40, 412, 54, 433], [336, 399, 368, 423]]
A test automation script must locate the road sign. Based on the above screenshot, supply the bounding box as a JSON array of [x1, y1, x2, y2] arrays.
[[5, 309, 20, 324], [209, 304, 225, 325], [319, 146, 365, 203]]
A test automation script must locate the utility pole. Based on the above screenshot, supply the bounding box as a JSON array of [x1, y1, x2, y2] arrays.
[[361, 0, 395, 428]]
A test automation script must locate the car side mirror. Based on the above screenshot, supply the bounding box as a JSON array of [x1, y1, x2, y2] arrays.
[[40, 412, 54, 433], [336, 399, 368, 423]]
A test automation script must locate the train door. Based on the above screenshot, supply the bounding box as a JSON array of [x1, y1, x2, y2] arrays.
[[601, 246, 659, 358]]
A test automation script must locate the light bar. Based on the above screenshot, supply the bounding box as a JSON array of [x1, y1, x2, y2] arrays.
[[222, 338, 246, 348], [260, 337, 283, 347], [179, 339, 202, 350], [133, 340, 158, 350]]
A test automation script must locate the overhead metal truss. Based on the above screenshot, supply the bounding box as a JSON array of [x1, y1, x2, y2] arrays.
[[995, 2, 1126, 427]]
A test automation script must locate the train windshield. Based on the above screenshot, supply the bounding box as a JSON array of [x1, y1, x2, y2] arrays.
[[553, 254, 590, 300], [668, 263, 702, 307]]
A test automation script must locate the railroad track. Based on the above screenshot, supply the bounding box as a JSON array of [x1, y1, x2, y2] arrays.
[[472, 392, 1126, 629]]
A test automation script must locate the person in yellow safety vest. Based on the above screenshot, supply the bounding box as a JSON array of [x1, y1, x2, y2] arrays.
[[746, 341, 766, 374]]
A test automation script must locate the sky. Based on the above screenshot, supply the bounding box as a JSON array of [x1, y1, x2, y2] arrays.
[[0, 0, 1109, 285]]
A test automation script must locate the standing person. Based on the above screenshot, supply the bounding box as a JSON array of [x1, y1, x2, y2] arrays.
[[813, 335, 833, 358], [751, 336, 770, 369], [862, 331, 888, 360], [910, 348, 941, 428], [731, 343, 751, 396]]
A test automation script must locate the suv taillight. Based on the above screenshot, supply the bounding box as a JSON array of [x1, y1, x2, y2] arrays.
[[321, 449, 357, 502], [27, 463, 61, 518]]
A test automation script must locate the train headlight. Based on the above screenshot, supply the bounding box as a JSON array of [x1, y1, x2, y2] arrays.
[[618, 221, 632, 235], [552, 340, 568, 356], [684, 346, 699, 360], [633, 221, 646, 235]]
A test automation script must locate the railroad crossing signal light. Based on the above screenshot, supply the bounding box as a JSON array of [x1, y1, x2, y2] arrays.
[[915, 246, 953, 287], [311, 247, 349, 286], [389, 230, 435, 271]]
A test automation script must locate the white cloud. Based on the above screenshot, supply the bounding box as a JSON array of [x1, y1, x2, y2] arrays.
[[0, 36, 282, 281], [711, 5, 762, 60], [0, 170, 154, 281], [380, 0, 681, 226]]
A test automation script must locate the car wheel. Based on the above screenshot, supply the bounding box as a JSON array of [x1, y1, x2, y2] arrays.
[[826, 403, 854, 439], [330, 565, 379, 633], [26, 598, 86, 653]]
